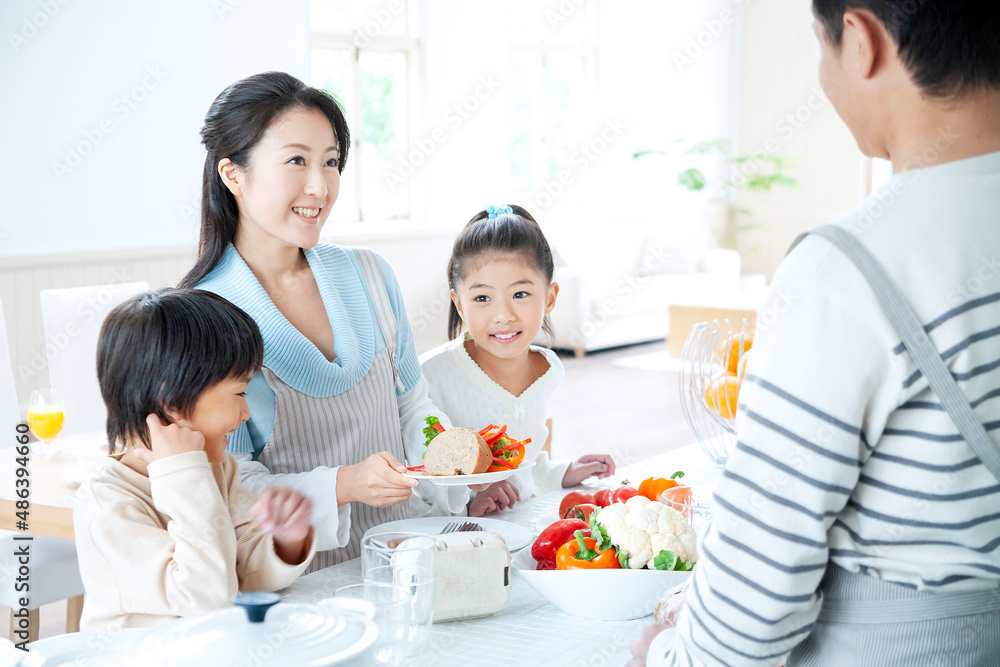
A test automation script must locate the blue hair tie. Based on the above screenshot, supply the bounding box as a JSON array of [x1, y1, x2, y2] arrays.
[[486, 205, 513, 218]]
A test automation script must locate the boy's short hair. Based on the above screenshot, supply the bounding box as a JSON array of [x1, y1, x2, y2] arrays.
[[812, 1, 1000, 98], [97, 288, 263, 453]]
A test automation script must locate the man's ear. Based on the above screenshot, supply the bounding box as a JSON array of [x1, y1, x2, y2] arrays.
[[544, 282, 559, 315], [842, 9, 888, 80], [449, 289, 463, 319], [217, 158, 244, 198]]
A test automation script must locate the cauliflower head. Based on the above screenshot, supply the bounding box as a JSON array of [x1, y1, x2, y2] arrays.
[[592, 495, 697, 570]]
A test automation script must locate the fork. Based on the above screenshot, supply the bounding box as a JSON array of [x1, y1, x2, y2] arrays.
[[438, 522, 461, 534], [456, 521, 481, 532]]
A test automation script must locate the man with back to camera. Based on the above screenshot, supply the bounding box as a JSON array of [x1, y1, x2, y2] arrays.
[[632, 1, 1000, 665]]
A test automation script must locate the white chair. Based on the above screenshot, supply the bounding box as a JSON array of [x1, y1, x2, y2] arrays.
[[39, 282, 149, 436], [0, 299, 86, 641]]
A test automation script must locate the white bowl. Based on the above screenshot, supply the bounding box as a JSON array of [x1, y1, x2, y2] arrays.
[[511, 549, 691, 620]]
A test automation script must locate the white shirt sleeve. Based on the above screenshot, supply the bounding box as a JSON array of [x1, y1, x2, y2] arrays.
[[396, 373, 471, 515], [232, 452, 351, 552]]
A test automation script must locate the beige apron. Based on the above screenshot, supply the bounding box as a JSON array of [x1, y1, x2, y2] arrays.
[[258, 249, 411, 571]]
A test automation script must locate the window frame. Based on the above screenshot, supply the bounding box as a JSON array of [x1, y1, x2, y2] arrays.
[[309, 1, 422, 225]]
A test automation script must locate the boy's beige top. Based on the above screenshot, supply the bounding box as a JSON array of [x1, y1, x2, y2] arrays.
[[74, 450, 316, 630]]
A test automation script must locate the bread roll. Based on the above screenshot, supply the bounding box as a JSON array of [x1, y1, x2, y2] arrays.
[[424, 427, 493, 475]]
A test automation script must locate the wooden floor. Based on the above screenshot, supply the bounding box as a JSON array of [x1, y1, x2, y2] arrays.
[[10, 340, 692, 644], [548, 339, 693, 470]]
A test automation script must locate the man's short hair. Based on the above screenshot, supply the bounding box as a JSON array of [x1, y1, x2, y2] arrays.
[[813, 1, 1000, 98], [97, 288, 263, 452]]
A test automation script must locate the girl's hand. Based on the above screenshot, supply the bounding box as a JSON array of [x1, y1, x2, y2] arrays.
[[627, 622, 670, 667], [337, 452, 417, 507], [252, 486, 312, 564], [134, 414, 205, 463], [469, 480, 521, 516], [562, 454, 616, 487]]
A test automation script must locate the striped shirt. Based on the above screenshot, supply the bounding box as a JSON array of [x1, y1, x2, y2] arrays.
[[659, 150, 1000, 665]]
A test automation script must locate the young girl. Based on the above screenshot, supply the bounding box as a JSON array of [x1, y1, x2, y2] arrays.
[[74, 289, 316, 630], [420, 206, 615, 516]]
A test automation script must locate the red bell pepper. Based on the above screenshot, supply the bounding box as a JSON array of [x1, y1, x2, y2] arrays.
[[530, 519, 588, 567]]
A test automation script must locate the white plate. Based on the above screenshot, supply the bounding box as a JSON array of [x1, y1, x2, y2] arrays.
[[363, 516, 533, 552], [404, 460, 534, 486], [31, 628, 149, 665]]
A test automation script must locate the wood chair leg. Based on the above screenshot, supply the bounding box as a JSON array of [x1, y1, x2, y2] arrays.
[[574, 348, 586, 359], [66, 595, 84, 633], [8, 607, 38, 643]]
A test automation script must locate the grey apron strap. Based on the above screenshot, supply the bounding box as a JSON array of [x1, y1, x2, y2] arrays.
[[354, 248, 407, 394], [790, 225, 1000, 483]]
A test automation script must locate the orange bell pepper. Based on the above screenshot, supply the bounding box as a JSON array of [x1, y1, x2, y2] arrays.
[[555, 530, 620, 570], [637, 471, 686, 502]]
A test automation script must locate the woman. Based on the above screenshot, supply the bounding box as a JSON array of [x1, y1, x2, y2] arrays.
[[179, 71, 467, 569]]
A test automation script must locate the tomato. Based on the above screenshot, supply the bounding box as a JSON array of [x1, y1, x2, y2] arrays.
[[562, 503, 598, 523], [558, 491, 596, 518], [593, 488, 611, 507], [608, 483, 638, 504]]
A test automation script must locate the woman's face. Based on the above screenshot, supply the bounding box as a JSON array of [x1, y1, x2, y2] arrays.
[[229, 106, 341, 250]]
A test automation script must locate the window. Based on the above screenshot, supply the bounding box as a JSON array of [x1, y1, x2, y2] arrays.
[[506, 0, 598, 193], [310, 0, 418, 223]]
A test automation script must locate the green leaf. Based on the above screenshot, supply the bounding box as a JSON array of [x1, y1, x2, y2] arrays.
[[618, 550, 631, 569], [653, 550, 677, 571], [676, 559, 695, 571], [589, 511, 613, 552], [632, 149, 667, 159], [422, 415, 442, 447], [682, 139, 730, 156], [676, 168, 707, 192]]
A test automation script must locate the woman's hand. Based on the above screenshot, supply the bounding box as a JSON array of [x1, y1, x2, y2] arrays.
[[627, 622, 670, 667], [134, 414, 205, 463], [252, 486, 312, 564], [337, 452, 417, 507], [562, 454, 616, 487], [469, 480, 521, 516]]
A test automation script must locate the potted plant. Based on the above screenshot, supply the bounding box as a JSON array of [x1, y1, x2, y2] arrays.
[[633, 139, 799, 254]]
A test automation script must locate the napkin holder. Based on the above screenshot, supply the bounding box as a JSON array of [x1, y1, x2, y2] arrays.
[[432, 531, 511, 622]]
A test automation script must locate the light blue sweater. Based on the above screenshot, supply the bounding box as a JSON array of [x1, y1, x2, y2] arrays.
[[197, 244, 422, 457]]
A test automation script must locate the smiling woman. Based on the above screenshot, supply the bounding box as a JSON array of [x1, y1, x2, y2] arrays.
[[177, 72, 468, 570]]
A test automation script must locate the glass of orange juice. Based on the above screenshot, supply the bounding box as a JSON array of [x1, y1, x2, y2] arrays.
[[28, 389, 65, 459]]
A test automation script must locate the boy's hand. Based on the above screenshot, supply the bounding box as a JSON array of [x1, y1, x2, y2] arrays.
[[469, 480, 520, 516], [251, 486, 312, 564], [134, 414, 205, 463], [562, 454, 616, 487], [337, 452, 417, 507]]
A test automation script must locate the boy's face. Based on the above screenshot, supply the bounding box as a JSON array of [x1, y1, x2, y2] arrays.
[[172, 376, 251, 463]]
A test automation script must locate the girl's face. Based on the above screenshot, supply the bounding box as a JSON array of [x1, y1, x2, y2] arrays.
[[169, 376, 251, 463], [225, 106, 341, 250], [451, 253, 558, 362]]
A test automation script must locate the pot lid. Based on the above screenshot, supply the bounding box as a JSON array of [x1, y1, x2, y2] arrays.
[[128, 593, 377, 666], [0, 639, 44, 667]]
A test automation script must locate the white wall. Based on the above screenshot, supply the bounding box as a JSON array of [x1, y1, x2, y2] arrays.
[[0, 0, 311, 258]]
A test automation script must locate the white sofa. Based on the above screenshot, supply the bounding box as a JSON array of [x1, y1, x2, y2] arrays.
[[541, 235, 743, 356]]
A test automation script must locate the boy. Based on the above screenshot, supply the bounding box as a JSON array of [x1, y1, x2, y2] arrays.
[[635, 1, 1000, 665], [75, 289, 316, 630]]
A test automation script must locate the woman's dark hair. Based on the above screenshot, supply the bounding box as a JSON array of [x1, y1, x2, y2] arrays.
[[178, 71, 351, 288], [812, 0, 1000, 99], [97, 288, 264, 453], [446, 205, 556, 343]]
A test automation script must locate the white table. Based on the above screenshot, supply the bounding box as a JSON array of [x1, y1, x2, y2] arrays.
[[280, 442, 720, 666]]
